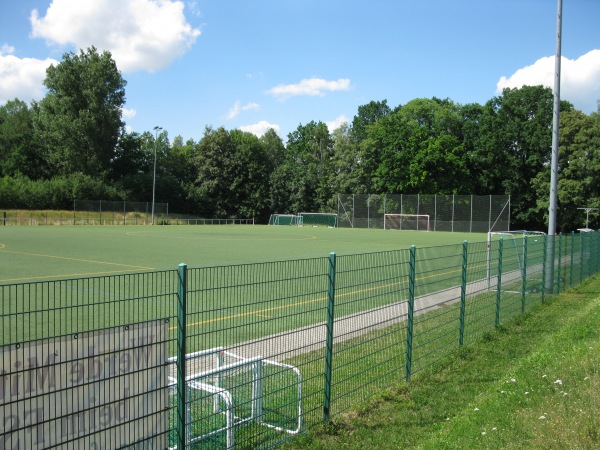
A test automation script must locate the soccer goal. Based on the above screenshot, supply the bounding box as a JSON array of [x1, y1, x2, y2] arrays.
[[384, 214, 430, 231], [486, 230, 546, 292], [167, 347, 302, 449], [297, 212, 338, 227], [268, 214, 300, 225]]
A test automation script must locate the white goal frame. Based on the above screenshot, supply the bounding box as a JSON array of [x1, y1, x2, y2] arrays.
[[167, 347, 302, 449], [384, 214, 430, 231], [268, 214, 299, 225]]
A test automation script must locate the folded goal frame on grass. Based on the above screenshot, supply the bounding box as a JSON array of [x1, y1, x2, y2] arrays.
[[167, 347, 302, 449]]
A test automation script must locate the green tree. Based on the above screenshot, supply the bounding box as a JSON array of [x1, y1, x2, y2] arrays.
[[364, 98, 470, 194], [284, 121, 334, 212], [331, 121, 366, 194], [36, 46, 126, 178], [191, 127, 271, 219], [260, 128, 285, 169], [111, 131, 147, 183], [164, 135, 197, 212], [476, 85, 572, 229], [351, 99, 391, 144], [230, 130, 271, 220], [0, 99, 47, 179], [533, 108, 600, 230]]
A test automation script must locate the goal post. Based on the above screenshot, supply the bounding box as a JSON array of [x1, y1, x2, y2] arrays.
[[268, 214, 300, 226], [384, 214, 430, 231], [297, 212, 338, 228]]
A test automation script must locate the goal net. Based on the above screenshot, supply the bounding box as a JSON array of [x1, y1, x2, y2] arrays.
[[384, 214, 430, 231], [486, 230, 546, 293], [268, 214, 300, 225], [297, 212, 338, 228]]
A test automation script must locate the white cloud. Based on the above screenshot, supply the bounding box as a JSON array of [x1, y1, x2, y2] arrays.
[[326, 115, 349, 132], [121, 107, 137, 119], [0, 53, 57, 103], [186, 1, 203, 18], [267, 77, 351, 100], [240, 120, 280, 137], [30, 0, 201, 73], [1, 44, 16, 55], [225, 100, 260, 120], [497, 49, 600, 113]]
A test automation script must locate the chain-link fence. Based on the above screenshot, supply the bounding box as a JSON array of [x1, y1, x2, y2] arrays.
[[74, 199, 169, 224], [337, 194, 511, 232]]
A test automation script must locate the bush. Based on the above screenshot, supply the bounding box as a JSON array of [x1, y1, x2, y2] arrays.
[[0, 173, 127, 210]]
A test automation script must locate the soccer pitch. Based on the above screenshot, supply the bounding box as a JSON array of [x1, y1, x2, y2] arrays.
[[0, 225, 487, 283]]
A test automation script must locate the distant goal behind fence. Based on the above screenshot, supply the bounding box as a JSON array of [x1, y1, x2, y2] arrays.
[[337, 194, 510, 232]]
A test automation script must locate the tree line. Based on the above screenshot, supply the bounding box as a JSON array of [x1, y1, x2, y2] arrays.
[[1, 47, 599, 230]]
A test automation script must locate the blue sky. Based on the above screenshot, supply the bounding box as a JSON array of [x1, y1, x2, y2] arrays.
[[1, 0, 599, 142]]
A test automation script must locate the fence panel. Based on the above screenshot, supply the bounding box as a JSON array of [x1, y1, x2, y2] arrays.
[[1, 271, 178, 448], [180, 258, 329, 448], [462, 240, 499, 345], [330, 250, 411, 416], [410, 244, 464, 374]]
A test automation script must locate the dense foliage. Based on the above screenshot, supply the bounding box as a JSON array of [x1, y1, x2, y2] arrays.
[[1, 48, 599, 230]]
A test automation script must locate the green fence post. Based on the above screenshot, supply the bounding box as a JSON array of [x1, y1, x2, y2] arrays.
[[459, 241, 468, 346], [495, 238, 504, 325], [521, 235, 528, 313], [596, 231, 600, 275], [557, 232, 562, 294], [570, 231, 574, 287], [591, 232, 595, 275], [176, 263, 188, 450], [405, 245, 416, 382], [580, 232, 584, 283], [587, 232, 592, 278], [323, 252, 336, 423], [596, 231, 600, 274], [590, 232, 596, 276], [541, 233, 547, 304], [591, 231, 600, 273], [588, 232, 593, 278]]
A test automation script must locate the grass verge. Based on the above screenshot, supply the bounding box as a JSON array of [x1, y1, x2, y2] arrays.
[[286, 275, 600, 449]]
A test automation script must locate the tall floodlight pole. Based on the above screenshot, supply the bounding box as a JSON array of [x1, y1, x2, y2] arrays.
[[152, 126, 162, 225], [545, 0, 563, 292]]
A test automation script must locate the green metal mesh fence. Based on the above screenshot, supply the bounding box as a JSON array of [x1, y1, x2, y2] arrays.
[[1, 271, 179, 448], [2, 230, 599, 448]]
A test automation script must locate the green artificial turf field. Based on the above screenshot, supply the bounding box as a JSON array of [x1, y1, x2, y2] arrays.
[[0, 225, 487, 283]]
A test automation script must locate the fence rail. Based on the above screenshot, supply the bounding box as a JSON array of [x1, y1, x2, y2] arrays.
[[1, 231, 598, 448]]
